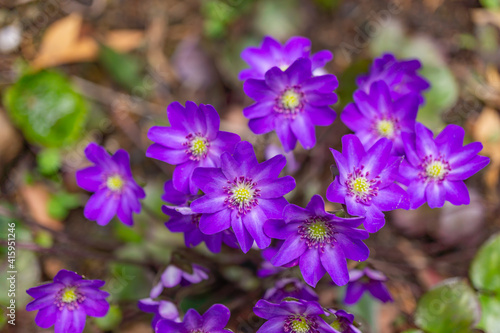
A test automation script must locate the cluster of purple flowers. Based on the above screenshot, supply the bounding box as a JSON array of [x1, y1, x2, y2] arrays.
[[26, 35, 490, 333]]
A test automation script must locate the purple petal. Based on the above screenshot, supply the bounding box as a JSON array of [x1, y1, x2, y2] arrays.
[[426, 182, 446, 208], [442, 180, 470, 205], [199, 209, 231, 234], [257, 318, 286, 333], [415, 123, 438, 158], [360, 138, 392, 176], [173, 160, 198, 194], [320, 246, 349, 286], [299, 249, 325, 287], [326, 178, 347, 204], [34, 305, 58, 328], [290, 113, 316, 149], [53, 270, 82, 284], [243, 207, 272, 249], [258, 176, 296, 199], [407, 180, 427, 209], [161, 266, 183, 288], [251, 154, 287, 182], [244, 79, 274, 101], [26, 294, 55, 311], [146, 144, 189, 165], [275, 120, 297, 152], [156, 319, 183, 333], [272, 234, 307, 266], [448, 155, 490, 181], [344, 282, 366, 305], [232, 215, 254, 253], [265, 67, 288, 92], [190, 194, 226, 213], [372, 183, 410, 211], [84, 143, 113, 169], [264, 219, 299, 239], [191, 167, 227, 194], [335, 235, 369, 262], [367, 282, 393, 303], [203, 304, 231, 330], [341, 135, 365, 171], [200, 104, 220, 140], [54, 308, 71, 333], [147, 127, 187, 150], [305, 104, 336, 126], [285, 58, 312, 85], [76, 166, 103, 192], [81, 298, 109, 317], [248, 115, 276, 135]]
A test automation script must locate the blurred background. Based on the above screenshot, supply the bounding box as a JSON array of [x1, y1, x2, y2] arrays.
[[0, 0, 499, 332]]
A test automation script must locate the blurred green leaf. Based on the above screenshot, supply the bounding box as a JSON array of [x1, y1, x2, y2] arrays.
[[98, 45, 145, 93], [480, 0, 500, 9], [3, 70, 88, 147], [94, 304, 122, 330], [47, 191, 81, 220], [313, 0, 341, 10], [415, 278, 480, 333], [343, 289, 378, 331], [254, 0, 302, 40], [34, 230, 53, 248], [470, 233, 500, 293], [336, 59, 371, 110], [477, 294, 500, 333], [417, 66, 459, 130], [114, 222, 143, 243], [402, 330, 424, 333], [107, 263, 150, 301], [37, 148, 62, 176]]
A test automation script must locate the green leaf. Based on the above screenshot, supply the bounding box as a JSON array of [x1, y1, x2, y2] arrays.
[[98, 45, 145, 93], [470, 233, 500, 293], [107, 263, 150, 301], [480, 0, 500, 9], [94, 304, 122, 330], [415, 278, 480, 333], [477, 294, 500, 333], [37, 148, 62, 175], [3, 70, 88, 147], [47, 191, 81, 220], [402, 330, 424, 333]]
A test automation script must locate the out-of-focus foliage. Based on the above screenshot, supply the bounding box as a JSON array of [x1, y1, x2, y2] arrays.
[[36, 148, 62, 176], [3, 70, 87, 147], [47, 191, 81, 221], [414, 279, 480, 333], [94, 305, 123, 331], [98, 45, 145, 93], [480, 0, 500, 9]]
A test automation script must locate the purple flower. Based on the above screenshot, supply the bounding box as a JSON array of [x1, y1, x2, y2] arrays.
[[258, 241, 298, 278], [190, 141, 296, 253], [326, 135, 410, 233], [150, 264, 209, 298], [138, 298, 180, 328], [254, 299, 335, 333], [399, 123, 490, 209], [341, 81, 419, 155], [156, 304, 232, 333], [344, 267, 393, 305], [243, 58, 338, 152], [328, 309, 361, 333], [147, 101, 241, 194], [76, 143, 145, 226], [264, 278, 319, 303], [163, 205, 238, 253], [162, 180, 193, 206], [26, 269, 109, 333], [264, 195, 369, 287], [239, 36, 332, 80], [357, 53, 430, 103]]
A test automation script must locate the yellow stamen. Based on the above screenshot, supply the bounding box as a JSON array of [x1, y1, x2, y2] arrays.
[[291, 318, 310, 333], [61, 288, 77, 303], [190, 137, 208, 156], [107, 175, 124, 191], [233, 187, 252, 203], [376, 120, 395, 137], [281, 90, 301, 109], [426, 161, 446, 179], [352, 177, 370, 194]]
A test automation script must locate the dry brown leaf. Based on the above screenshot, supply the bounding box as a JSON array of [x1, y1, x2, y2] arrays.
[[471, 107, 500, 195], [486, 65, 500, 91], [472, 9, 500, 29], [104, 29, 145, 51], [0, 109, 22, 172], [20, 183, 64, 231], [31, 14, 144, 69]]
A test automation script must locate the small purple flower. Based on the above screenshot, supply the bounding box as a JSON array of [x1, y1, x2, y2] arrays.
[[357, 53, 430, 103], [147, 101, 241, 194], [265, 143, 300, 174], [344, 267, 393, 305], [26, 269, 109, 333], [258, 241, 298, 278], [138, 298, 180, 328], [326, 135, 410, 233], [400, 123, 490, 209], [163, 205, 238, 253], [264, 278, 319, 303], [239, 36, 332, 80], [162, 180, 193, 206], [264, 195, 369, 287], [190, 141, 296, 253], [156, 304, 232, 333], [76, 142, 145, 226], [328, 309, 362, 333], [243, 58, 338, 152], [341, 80, 419, 155], [150, 264, 209, 298], [254, 299, 335, 333]]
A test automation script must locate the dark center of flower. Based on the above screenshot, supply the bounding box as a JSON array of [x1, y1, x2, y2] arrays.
[[106, 174, 125, 192], [184, 133, 209, 161], [420, 155, 450, 182], [275, 86, 305, 119], [223, 176, 261, 215], [345, 166, 380, 204], [55, 286, 85, 311], [284, 315, 318, 333], [298, 217, 336, 251]]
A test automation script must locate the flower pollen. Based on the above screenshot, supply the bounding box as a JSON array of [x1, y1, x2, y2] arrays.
[[420, 155, 450, 182], [55, 286, 85, 310], [184, 133, 209, 161], [284, 315, 318, 333], [224, 176, 261, 215], [346, 166, 380, 204], [376, 120, 395, 137], [275, 87, 304, 119], [299, 218, 336, 251], [107, 175, 125, 191], [61, 288, 77, 303]]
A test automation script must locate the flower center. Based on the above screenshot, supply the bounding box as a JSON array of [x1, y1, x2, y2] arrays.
[[275, 87, 304, 119], [184, 133, 209, 161], [291, 318, 310, 333], [376, 120, 395, 137], [420, 156, 450, 182], [279, 63, 290, 71], [282, 90, 301, 109], [61, 288, 77, 303], [299, 218, 336, 250], [284, 315, 317, 333], [223, 176, 261, 215], [345, 166, 380, 204], [55, 286, 85, 310], [107, 175, 125, 191]]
